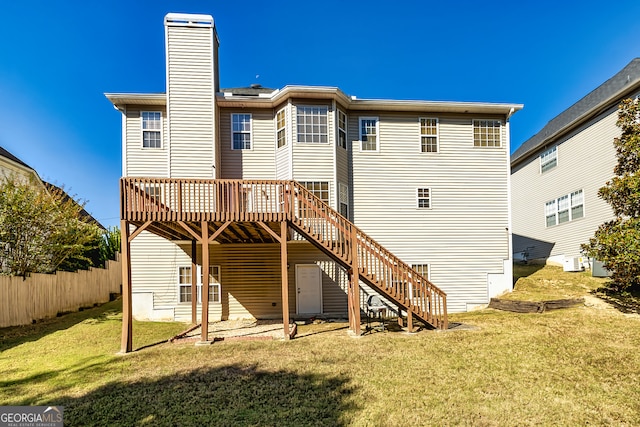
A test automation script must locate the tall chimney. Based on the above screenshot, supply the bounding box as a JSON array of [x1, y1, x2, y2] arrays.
[[164, 13, 219, 178]]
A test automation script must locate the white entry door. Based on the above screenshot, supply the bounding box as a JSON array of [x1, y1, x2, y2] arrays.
[[296, 264, 323, 314]]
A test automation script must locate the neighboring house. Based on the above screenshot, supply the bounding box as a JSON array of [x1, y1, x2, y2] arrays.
[[511, 59, 640, 266], [43, 182, 106, 231], [0, 146, 43, 185], [107, 13, 522, 350], [0, 146, 104, 229]]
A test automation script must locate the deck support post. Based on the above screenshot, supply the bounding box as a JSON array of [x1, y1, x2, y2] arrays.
[[120, 220, 133, 353], [397, 304, 404, 327], [350, 226, 361, 335], [280, 221, 290, 339], [407, 310, 413, 333], [191, 239, 198, 325], [200, 221, 210, 343]]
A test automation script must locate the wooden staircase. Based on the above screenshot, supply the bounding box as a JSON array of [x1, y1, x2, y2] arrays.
[[120, 178, 448, 330], [286, 181, 448, 330]]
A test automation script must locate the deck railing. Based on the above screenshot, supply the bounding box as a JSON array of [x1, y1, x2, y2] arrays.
[[121, 177, 448, 329]]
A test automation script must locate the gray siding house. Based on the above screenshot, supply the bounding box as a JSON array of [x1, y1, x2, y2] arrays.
[[511, 59, 640, 265], [106, 13, 522, 348]]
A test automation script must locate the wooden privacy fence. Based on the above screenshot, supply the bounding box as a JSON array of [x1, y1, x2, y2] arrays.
[[0, 257, 122, 328]]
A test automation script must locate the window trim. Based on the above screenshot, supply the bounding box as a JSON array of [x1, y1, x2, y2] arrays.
[[472, 119, 502, 148], [141, 111, 162, 149], [338, 182, 349, 218], [231, 113, 252, 150], [178, 265, 221, 304], [410, 263, 431, 300], [419, 117, 439, 153], [416, 187, 431, 209], [337, 110, 347, 150], [276, 108, 287, 149], [296, 106, 329, 144], [299, 181, 330, 204], [359, 116, 379, 152], [545, 189, 584, 227], [539, 146, 558, 173]]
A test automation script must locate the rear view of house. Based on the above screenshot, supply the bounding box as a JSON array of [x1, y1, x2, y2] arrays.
[[106, 13, 522, 351], [511, 59, 640, 266]]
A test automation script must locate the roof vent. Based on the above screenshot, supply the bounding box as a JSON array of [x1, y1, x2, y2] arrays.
[[250, 84, 262, 89]]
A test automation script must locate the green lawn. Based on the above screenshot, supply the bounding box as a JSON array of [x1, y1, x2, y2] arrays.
[[1, 265, 640, 426]]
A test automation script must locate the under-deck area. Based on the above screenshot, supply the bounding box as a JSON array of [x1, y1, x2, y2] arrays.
[[119, 178, 447, 353]]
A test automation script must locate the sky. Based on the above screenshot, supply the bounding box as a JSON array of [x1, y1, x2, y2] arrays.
[[1, 0, 639, 229]]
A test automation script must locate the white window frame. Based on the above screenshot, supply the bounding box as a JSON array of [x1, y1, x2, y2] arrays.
[[141, 111, 162, 148], [473, 119, 502, 147], [410, 263, 431, 300], [339, 182, 349, 218], [296, 106, 329, 144], [337, 110, 347, 149], [231, 113, 252, 150], [359, 117, 379, 152], [545, 189, 584, 227], [276, 108, 287, 148], [420, 118, 439, 153], [416, 187, 431, 209], [300, 181, 329, 203], [178, 265, 221, 304], [540, 146, 558, 173]]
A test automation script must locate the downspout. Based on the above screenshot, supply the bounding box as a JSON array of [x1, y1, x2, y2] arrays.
[[505, 107, 515, 290]]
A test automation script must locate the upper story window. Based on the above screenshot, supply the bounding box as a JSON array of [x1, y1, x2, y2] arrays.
[[297, 106, 328, 143], [473, 119, 501, 147], [420, 118, 438, 153], [338, 110, 347, 149], [540, 146, 557, 173], [232, 114, 252, 150], [359, 117, 379, 151], [276, 109, 287, 148], [545, 189, 584, 227], [417, 188, 431, 208], [141, 111, 162, 148]]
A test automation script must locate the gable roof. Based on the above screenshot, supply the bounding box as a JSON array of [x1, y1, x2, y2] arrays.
[[512, 58, 640, 167], [0, 146, 34, 171], [43, 182, 106, 230]]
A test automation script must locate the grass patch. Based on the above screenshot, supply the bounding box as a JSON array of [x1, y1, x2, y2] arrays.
[[510, 264, 609, 301], [2, 268, 640, 425]]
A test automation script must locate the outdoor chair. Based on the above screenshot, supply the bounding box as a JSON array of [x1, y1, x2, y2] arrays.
[[366, 295, 387, 333]]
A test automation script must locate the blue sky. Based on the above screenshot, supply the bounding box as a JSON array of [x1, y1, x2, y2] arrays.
[[1, 0, 639, 228]]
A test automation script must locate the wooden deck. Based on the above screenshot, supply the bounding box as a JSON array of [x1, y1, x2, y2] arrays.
[[119, 178, 448, 352]]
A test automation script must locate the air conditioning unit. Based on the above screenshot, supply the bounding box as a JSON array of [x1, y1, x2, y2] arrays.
[[563, 256, 584, 272]]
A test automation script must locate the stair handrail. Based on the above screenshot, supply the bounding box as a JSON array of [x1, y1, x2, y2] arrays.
[[289, 181, 448, 329]]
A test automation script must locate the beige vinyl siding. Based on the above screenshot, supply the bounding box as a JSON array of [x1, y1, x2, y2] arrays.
[[351, 113, 510, 312], [275, 144, 292, 180], [171, 241, 347, 321], [511, 107, 619, 260], [166, 25, 215, 178], [219, 109, 277, 179], [292, 103, 336, 209], [124, 107, 169, 177], [335, 108, 350, 216], [130, 231, 190, 315], [287, 242, 348, 315], [275, 104, 292, 180]]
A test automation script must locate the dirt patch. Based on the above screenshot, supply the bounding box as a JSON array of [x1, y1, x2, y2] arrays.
[[171, 319, 296, 343]]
